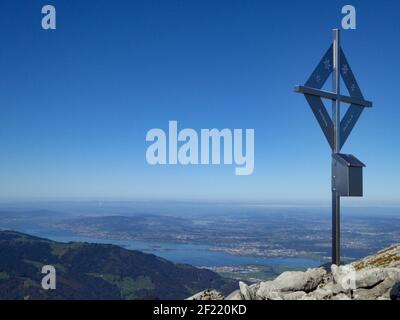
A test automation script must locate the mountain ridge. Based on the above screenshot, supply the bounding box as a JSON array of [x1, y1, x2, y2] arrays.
[[0, 230, 235, 300]]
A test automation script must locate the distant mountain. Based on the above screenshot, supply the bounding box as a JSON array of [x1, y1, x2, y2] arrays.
[[0, 231, 235, 300]]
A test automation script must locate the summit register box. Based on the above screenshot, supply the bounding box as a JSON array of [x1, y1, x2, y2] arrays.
[[332, 153, 365, 197]]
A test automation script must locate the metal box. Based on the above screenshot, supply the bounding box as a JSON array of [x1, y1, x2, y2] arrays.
[[332, 154, 365, 197]]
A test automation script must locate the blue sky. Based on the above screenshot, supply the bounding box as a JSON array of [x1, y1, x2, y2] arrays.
[[0, 0, 399, 204]]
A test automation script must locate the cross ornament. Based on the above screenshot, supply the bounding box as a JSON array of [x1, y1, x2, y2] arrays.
[[294, 29, 373, 266]]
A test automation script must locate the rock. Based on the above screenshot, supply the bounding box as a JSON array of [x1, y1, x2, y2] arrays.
[[239, 282, 252, 300], [282, 291, 306, 300], [264, 291, 284, 300], [331, 293, 351, 300], [331, 264, 356, 290], [332, 264, 391, 290], [256, 281, 277, 299], [353, 278, 392, 300], [355, 268, 387, 289], [324, 281, 349, 295], [225, 290, 243, 300], [256, 268, 326, 299], [255, 289, 305, 301], [390, 282, 400, 300], [186, 243, 400, 301], [377, 293, 391, 300], [186, 289, 224, 300], [301, 286, 333, 300], [274, 268, 325, 292], [248, 283, 260, 298], [386, 268, 400, 282], [273, 271, 307, 291]]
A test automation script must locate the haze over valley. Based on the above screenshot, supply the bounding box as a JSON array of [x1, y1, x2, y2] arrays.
[[1, 201, 399, 282]]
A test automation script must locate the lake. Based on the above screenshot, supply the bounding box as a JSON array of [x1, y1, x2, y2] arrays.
[[21, 226, 321, 268]]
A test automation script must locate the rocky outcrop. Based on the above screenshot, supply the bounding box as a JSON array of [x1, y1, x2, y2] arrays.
[[186, 289, 225, 300], [256, 268, 326, 297], [352, 244, 400, 270], [189, 244, 400, 301]]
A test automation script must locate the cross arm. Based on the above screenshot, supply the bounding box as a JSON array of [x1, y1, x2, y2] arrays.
[[294, 85, 373, 108]]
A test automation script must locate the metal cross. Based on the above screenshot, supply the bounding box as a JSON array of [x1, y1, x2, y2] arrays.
[[294, 29, 373, 266]]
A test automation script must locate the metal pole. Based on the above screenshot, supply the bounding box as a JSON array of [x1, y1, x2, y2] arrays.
[[332, 29, 341, 266]]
